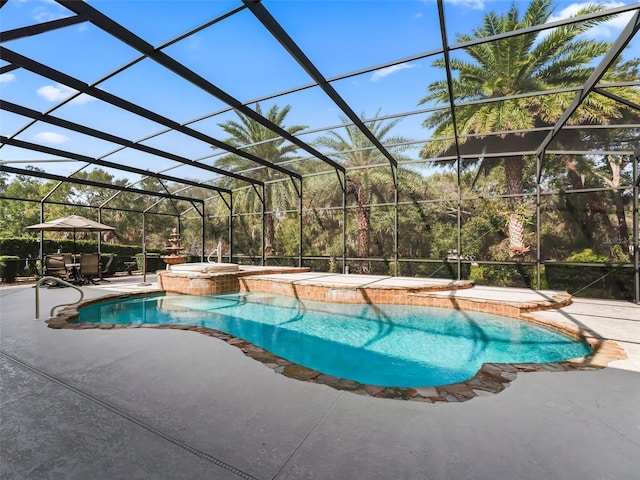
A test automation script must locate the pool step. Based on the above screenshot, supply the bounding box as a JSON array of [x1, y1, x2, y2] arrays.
[[408, 286, 573, 317]]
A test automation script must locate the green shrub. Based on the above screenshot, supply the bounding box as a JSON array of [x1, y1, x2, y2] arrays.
[[0, 255, 21, 283], [469, 263, 535, 288], [565, 248, 608, 263], [400, 260, 470, 280], [0, 238, 164, 275]]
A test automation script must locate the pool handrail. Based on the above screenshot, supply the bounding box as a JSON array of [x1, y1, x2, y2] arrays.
[[35, 276, 85, 320], [207, 240, 223, 264]]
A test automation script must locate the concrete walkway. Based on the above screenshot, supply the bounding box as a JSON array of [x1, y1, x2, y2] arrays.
[[1, 275, 639, 479]]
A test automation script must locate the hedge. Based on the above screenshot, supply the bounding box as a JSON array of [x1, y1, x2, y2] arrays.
[[0, 238, 167, 276], [0, 237, 161, 257]]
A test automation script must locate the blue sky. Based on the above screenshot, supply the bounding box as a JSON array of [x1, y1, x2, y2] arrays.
[[1, 0, 638, 182]]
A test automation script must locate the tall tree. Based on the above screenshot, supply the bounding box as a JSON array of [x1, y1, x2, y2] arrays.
[[420, 0, 639, 257], [313, 112, 417, 273], [0, 168, 73, 237], [216, 104, 307, 256]]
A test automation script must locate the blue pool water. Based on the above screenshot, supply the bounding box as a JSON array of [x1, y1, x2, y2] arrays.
[[78, 292, 591, 387]]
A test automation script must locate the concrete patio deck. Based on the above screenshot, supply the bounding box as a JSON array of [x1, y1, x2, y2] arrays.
[[1, 273, 639, 479]]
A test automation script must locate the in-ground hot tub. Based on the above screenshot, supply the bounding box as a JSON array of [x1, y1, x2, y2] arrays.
[[160, 262, 240, 295], [158, 264, 311, 296], [169, 262, 239, 274]]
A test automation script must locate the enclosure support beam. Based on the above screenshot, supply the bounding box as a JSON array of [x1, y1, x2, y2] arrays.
[[536, 152, 544, 290], [1, 136, 233, 195], [243, 0, 372, 171], [299, 181, 303, 268], [437, 0, 464, 280], [39, 202, 44, 270], [633, 147, 639, 304], [291, 177, 303, 268], [229, 193, 234, 263], [339, 171, 348, 274], [261, 184, 266, 266], [393, 165, 399, 277], [250, 184, 266, 266], [56, 0, 319, 178], [200, 203, 205, 263], [97, 208, 102, 257], [157, 179, 181, 217], [0, 102, 242, 191], [593, 88, 640, 112], [0, 165, 202, 203], [457, 157, 462, 281], [176, 216, 182, 257], [535, 8, 640, 160], [0, 15, 87, 42], [0, 49, 277, 185], [141, 212, 147, 282]]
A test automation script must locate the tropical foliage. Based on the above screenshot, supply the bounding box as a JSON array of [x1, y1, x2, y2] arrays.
[[213, 103, 307, 257], [419, 0, 640, 257], [312, 111, 418, 273]]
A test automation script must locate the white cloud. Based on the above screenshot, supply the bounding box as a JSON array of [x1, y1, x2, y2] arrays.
[[37, 84, 70, 101], [33, 1, 67, 23], [443, 0, 485, 10], [0, 73, 16, 84], [544, 2, 633, 39], [37, 83, 95, 105], [371, 63, 415, 82], [33, 131, 69, 144]]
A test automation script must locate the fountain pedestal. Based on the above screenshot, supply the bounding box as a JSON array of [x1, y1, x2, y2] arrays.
[[161, 228, 188, 267]]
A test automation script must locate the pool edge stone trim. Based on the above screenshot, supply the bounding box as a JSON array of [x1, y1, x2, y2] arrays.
[[45, 290, 627, 404]]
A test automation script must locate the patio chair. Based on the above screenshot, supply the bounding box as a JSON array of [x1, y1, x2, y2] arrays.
[[61, 253, 79, 282], [123, 258, 137, 275], [26, 256, 40, 279], [79, 253, 101, 284], [100, 253, 115, 281], [43, 255, 68, 287]]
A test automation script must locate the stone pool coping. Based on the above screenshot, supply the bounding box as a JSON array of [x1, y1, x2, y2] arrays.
[[47, 287, 627, 403]]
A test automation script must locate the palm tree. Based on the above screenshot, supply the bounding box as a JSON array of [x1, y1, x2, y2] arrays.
[[420, 0, 639, 257], [215, 104, 307, 256], [313, 111, 417, 273]]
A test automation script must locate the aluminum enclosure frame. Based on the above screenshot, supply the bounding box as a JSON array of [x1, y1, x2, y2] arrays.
[[1, 0, 638, 301]]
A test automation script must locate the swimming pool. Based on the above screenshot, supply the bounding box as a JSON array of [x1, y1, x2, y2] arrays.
[[78, 292, 591, 387]]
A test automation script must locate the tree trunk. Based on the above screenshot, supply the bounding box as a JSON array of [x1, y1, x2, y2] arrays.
[[356, 203, 371, 274], [264, 213, 275, 256], [504, 156, 529, 257], [611, 190, 629, 251], [264, 194, 275, 256], [508, 212, 528, 256], [605, 156, 630, 253], [350, 179, 371, 274]]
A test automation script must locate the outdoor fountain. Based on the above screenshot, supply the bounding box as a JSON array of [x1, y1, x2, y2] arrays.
[[161, 228, 188, 267]]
